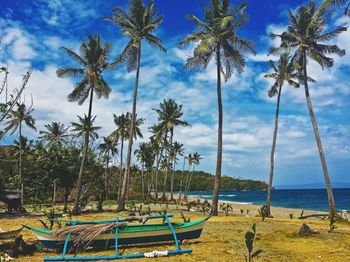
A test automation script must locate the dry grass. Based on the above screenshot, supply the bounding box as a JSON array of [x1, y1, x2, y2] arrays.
[[1, 205, 350, 262]]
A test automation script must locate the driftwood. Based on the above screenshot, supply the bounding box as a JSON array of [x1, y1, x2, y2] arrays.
[[298, 214, 328, 219]]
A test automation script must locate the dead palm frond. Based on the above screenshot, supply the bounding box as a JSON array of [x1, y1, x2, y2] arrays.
[[51, 222, 126, 251]]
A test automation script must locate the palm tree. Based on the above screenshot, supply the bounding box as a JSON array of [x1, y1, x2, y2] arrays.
[[179, 0, 255, 215], [153, 99, 188, 201], [270, 1, 346, 219], [149, 123, 167, 201], [106, 0, 166, 211], [184, 153, 193, 200], [109, 113, 129, 199], [57, 34, 113, 213], [186, 152, 202, 195], [39, 122, 70, 147], [264, 54, 301, 217], [71, 115, 101, 143], [4, 102, 36, 208], [169, 141, 184, 200], [178, 155, 188, 200], [99, 136, 118, 201], [134, 142, 154, 201], [110, 112, 144, 200]]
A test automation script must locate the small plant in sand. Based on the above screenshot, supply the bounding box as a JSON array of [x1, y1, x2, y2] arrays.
[[289, 213, 294, 219], [221, 203, 233, 216], [240, 209, 244, 215], [246, 209, 250, 216], [244, 224, 263, 262], [258, 205, 268, 222], [38, 208, 61, 230]]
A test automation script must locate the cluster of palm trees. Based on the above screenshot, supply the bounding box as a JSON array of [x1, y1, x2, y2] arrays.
[[1, 0, 347, 218], [264, 1, 347, 220]]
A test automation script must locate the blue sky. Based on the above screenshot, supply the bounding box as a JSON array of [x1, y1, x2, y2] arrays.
[[0, 0, 349, 187]]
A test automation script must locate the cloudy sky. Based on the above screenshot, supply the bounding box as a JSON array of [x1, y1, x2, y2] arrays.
[[0, 0, 349, 187]]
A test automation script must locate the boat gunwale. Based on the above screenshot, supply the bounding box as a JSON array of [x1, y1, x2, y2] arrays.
[[23, 217, 209, 236]]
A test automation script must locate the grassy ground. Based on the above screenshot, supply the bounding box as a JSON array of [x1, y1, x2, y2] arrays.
[[1, 204, 350, 262]]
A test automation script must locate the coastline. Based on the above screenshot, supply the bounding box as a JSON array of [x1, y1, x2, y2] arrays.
[[173, 193, 349, 220]]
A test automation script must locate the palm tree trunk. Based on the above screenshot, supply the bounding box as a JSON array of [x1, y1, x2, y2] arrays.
[[154, 134, 167, 203], [104, 151, 110, 201], [187, 165, 196, 194], [141, 163, 145, 202], [184, 163, 191, 201], [162, 129, 172, 201], [302, 50, 336, 219], [170, 158, 176, 200], [266, 84, 282, 217], [178, 157, 186, 200], [118, 44, 141, 211], [212, 47, 223, 216], [117, 137, 124, 201], [19, 121, 23, 210], [63, 188, 69, 213], [74, 86, 94, 214]]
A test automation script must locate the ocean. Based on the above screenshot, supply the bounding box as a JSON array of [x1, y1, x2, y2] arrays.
[[188, 188, 350, 212]]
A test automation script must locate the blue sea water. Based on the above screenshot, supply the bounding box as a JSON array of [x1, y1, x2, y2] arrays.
[[188, 188, 350, 211]]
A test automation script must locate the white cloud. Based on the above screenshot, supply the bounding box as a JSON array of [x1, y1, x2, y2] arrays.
[[0, 27, 36, 60]]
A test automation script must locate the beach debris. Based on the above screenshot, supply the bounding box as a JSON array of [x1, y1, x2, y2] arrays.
[[143, 250, 168, 258], [243, 224, 263, 262], [0, 253, 14, 261], [180, 212, 191, 223], [298, 223, 320, 236]]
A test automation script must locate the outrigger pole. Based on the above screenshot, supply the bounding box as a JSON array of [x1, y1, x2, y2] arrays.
[[44, 213, 192, 261]]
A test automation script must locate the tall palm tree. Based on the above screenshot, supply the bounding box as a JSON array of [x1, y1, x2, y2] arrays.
[[57, 34, 113, 213], [99, 136, 118, 200], [109, 113, 129, 199], [110, 112, 144, 200], [264, 54, 301, 217], [149, 123, 167, 201], [178, 155, 188, 200], [4, 102, 36, 208], [270, 1, 346, 219], [179, 0, 255, 215], [134, 142, 154, 201], [184, 153, 193, 200], [170, 141, 184, 200], [39, 122, 70, 147], [154, 99, 188, 201], [106, 0, 166, 211]]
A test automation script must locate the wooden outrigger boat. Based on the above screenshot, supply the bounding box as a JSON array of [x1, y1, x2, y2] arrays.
[[24, 213, 209, 261], [0, 227, 23, 240]]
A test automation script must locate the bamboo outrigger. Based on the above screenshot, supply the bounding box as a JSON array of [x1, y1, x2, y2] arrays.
[[24, 213, 209, 261]]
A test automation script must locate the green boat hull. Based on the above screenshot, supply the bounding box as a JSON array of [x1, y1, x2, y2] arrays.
[[24, 218, 207, 251]]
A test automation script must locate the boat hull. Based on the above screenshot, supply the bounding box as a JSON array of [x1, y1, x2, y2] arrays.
[[25, 218, 207, 251]]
